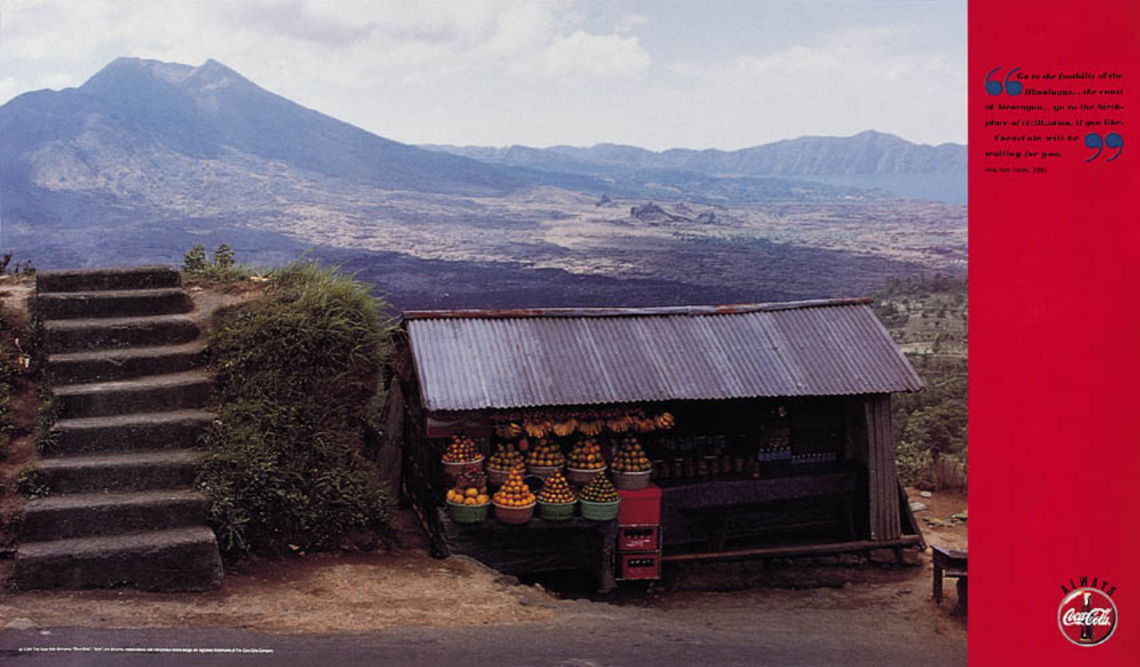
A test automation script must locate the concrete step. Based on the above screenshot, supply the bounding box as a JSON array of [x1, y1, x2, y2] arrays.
[[47, 341, 208, 385], [54, 371, 212, 419], [37, 449, 206, 494], [46, 409, 215, 457], [35, 266, 182, 294], [14, 526, 223, 591], [20, 489, 209, 541], [38, 287, 191, 321], [43, 314, 199, 354]]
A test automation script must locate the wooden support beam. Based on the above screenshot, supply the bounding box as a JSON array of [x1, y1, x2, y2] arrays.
[[660, 535, 923, 563]]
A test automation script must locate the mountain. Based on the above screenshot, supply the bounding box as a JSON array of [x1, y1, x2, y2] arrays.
[[0, 57, 965, 308], [1, 57, 524, 198], [422, 131, 968, 203]]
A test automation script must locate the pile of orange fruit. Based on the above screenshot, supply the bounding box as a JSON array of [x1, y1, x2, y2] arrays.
[[442, 434, 481, 463], [537, 472, 576, 504], [447, 485, 490, 506], [579, 473, 619, 503], [493, 468, 535, 507], [447, 466, 490, 505], [567, 438, 605, 470], [611, 436, 651, 472], [526, 438, 565, 467], [487, 442, 525, 471]]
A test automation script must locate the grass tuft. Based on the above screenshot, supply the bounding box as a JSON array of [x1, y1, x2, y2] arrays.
[[196, 259, 395, 560]]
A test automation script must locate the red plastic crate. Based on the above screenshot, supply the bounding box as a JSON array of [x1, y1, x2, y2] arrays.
[[618, 551, 662, 580], [617, 483, 661, 524], [618, 525, 660, 552]]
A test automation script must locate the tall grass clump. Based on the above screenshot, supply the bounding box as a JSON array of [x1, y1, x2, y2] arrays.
[[197, 261, 395, 559]]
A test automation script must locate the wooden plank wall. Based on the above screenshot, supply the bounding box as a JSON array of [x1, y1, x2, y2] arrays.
[[372, 376, 405, 501], [864, 394, 902, 540]]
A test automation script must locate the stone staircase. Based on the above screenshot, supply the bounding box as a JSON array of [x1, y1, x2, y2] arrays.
[[14, 266, 224, 591]]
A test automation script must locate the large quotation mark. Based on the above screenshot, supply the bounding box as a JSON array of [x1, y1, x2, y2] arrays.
[[985, 67, 1023, 96], [1085, 133, 1124, 162]]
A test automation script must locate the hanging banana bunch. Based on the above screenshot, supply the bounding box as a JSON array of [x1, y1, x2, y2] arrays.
[[552, 417, 578, 437]]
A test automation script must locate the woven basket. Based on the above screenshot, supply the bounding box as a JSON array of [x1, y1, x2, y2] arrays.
[[579, 498, 620, 521], [526, 464, 563, 480], [611, 469, 651, 490], [537, 500, 577, 521], [442, 457, 484, 481], [485, 466, 515, 486], [565, 466, 605, 485], [447, 500, 490, 524], [493, 501, 535, 524]]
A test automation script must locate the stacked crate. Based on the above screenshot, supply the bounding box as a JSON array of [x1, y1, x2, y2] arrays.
[[615, 483, 663, 581]]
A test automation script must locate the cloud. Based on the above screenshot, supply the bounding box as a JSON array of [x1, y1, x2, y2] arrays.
[[543, 31, 651, 79], [615, 12, 648, 33], [228, 0, 374, 48], [729, 26, 955, 86], [668, 25, 965, 146]]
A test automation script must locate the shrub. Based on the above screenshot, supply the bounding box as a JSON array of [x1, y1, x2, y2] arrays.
[[182, 243, 251, 284], [212, 244, 235, 270], [197, 260, 394, 559], [33, 392, 60, 454], [14, 465, 50, 499], [182, 244, 208, 274]]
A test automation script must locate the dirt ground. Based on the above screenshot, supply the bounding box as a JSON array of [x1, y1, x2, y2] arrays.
[[0, 548, 559, 633], [905, 486, 968, 552], [0, 493, 969, 637]]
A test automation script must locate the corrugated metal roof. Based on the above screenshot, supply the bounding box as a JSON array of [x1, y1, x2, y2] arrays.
[[404, 299, 923, 412]]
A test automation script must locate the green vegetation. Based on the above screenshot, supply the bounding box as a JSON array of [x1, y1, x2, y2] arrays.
[[181, 243, 251, 284], [0, 304, 28, 461], [0, 252, 35, 278], [196, 260, 395, 560], [14, 465, 49, 499], [33, 390, 59, 455], [0, 355, 14, 461], [874, 275, 968, 488]]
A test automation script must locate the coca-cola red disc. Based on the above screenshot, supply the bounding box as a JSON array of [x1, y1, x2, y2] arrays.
[[1057, 588, 1118, 647]]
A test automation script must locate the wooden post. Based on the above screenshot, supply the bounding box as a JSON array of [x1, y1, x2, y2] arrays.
[[864, 394, 902, 540]]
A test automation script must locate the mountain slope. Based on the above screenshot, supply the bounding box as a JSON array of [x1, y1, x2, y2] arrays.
[[1, 57, 524, 197]]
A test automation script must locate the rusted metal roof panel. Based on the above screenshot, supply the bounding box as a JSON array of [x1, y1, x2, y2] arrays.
[[405, 300, 923, 412]]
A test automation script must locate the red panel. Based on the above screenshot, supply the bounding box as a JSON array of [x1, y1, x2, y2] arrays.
[[619, 552, 662, 581], [971, 1, 1139, 664], [617, 483, 662, 524], [618, 525, 660, 552]]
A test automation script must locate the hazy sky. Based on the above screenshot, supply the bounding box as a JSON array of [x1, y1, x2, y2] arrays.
[[0, 0, 966, 150]]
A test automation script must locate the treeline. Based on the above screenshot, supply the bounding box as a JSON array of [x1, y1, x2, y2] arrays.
[[875, 276, 969, 488]]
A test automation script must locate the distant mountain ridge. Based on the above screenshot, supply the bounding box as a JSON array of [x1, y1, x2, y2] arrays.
[[426, 131, 965, 176], [421, 131, 968, 203]]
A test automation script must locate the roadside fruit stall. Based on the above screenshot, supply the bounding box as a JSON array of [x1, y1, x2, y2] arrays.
[[383, 299, 926, 590]]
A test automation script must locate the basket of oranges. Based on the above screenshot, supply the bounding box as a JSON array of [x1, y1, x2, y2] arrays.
[[566, 437, 607, 485], [445, 467, 491, 523], [525, 438, 565, 479], [492, 468, 536, 524], [610, 437, 652, 490], [486, 442, 526, 486], [578, 474, 621, 521], [441, 435, 484, 480], [536, 471, 577, 521]]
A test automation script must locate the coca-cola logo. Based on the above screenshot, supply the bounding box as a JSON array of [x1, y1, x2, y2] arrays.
[[1061, 608, 1113, 626], [1057, 588, 1118, 647]]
